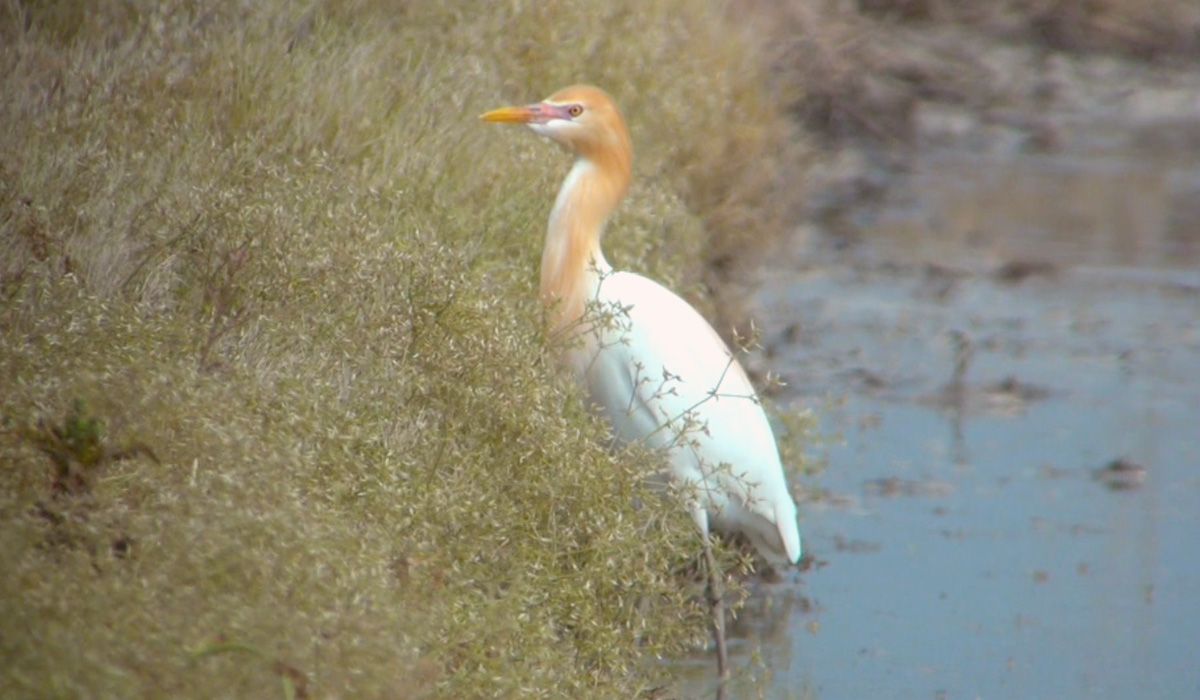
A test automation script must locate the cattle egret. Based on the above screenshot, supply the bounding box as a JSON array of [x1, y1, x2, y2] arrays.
[[482, 85, 801, 690]]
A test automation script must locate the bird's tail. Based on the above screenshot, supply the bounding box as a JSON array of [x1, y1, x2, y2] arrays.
[[777, 502, 802, 565]]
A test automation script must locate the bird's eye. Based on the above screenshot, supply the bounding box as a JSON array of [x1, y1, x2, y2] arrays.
[[567, 104, 584, 118]]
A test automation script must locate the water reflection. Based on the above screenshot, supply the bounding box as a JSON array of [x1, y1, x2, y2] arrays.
[[863, 121, 1200, 270]]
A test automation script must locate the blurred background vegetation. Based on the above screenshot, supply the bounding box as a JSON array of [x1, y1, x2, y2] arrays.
[[3, 0, 1197, 697]]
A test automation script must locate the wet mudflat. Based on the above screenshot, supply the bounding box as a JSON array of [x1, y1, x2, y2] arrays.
[[674, 100, 1200, 698]]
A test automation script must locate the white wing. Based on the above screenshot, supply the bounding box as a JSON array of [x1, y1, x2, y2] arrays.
[[567, 271, 801, 565]]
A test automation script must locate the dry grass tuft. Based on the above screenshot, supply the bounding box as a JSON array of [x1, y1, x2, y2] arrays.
[[0, 1, 810, 697]]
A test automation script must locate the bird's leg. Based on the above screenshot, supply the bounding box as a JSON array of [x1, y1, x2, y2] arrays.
[[703, 530, 729, 700]]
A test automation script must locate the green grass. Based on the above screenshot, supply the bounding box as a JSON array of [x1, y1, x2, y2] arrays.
[[0, 1, 810, 698]]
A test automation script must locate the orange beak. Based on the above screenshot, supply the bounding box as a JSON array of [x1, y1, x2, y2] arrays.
[[480, 102, 571, 124], [479, 104, 540, 124]]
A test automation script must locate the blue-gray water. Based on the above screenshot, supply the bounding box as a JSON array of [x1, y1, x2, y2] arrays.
[[674, 117, 1200, 699]]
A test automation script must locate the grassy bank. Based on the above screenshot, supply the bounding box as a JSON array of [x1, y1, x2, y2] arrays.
[[0, 1, 806, 698]]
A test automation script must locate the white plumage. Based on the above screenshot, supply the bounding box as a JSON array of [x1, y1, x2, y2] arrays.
[[571, 267, 802, 567], [483, 82, 802, 690], [482, 84, 800, 567]]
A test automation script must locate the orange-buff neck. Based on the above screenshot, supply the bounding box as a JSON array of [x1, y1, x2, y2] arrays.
[[540, 137, 632, 335]]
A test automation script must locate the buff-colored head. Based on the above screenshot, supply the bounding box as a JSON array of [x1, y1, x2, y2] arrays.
[[480, 85, 630, 165]]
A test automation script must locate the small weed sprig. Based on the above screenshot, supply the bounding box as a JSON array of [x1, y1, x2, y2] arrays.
[[199, 242, 253, 373], [21, 399, 157, 497], [189, 637, 310, 700]]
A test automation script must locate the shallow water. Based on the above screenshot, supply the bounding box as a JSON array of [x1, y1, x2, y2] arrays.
[[674, 115, 1200, 698]]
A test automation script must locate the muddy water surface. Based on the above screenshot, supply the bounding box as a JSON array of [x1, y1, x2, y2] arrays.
[[675, 108, 1200, 698]]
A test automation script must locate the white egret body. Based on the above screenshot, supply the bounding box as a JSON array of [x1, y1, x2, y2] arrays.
[[482, 85, 802, 688]]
